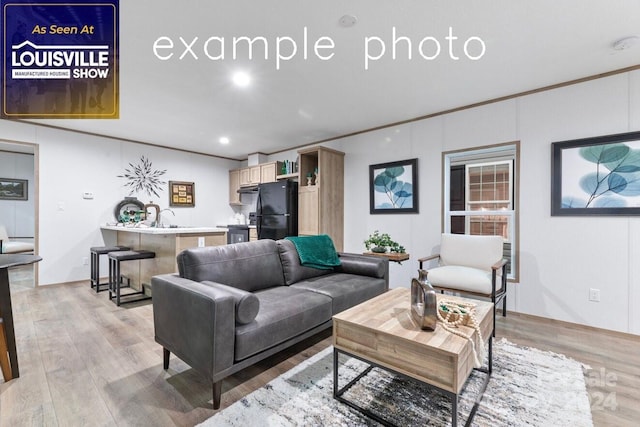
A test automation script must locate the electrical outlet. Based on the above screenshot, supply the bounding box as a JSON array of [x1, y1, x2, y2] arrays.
[[82, 257, 89, 266], [589, 288, 601, 302], [198, 237, 205, 247]]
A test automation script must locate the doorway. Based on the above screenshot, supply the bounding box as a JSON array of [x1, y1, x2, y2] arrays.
[[0, 139, 38, 288]]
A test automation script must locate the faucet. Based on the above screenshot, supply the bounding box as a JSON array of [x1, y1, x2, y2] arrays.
[[158, 208, 175, 228], [144, 202, 160, 227]]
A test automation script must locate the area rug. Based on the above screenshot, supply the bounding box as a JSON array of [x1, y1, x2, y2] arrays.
[[199, 339, 593, 426]]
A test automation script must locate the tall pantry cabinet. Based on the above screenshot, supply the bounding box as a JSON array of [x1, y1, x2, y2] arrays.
[[297, 146, 345, 251]]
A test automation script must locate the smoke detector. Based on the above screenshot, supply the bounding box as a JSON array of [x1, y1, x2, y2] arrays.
[[612, 36, 639, 51], [338, 14, 357, 28]]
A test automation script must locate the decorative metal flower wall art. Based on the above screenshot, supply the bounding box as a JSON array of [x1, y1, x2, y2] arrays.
[[118, 156, 167, 198]]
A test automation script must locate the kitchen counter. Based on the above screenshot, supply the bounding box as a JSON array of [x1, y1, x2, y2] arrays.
[[100, 225, 227, 294], [101, 225, 228, 234]]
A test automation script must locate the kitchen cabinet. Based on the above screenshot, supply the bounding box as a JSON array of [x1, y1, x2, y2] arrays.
[[260, 162, 278, 183], [240, 166, 260, 187], [249, 166, 261, 185], [298, 186, 319, 235], [297, 146, 344, 251], [234, 161, 284, 192], [229, 169, 242, 205]]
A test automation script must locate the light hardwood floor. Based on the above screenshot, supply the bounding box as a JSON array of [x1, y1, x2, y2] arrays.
[[0, 282, 638, 426]]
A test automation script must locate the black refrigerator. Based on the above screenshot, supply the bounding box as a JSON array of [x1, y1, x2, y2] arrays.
[[256, 180, 298, 240]]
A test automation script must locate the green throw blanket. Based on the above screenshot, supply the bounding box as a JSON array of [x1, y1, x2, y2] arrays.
[[286, 235, 341, 270]]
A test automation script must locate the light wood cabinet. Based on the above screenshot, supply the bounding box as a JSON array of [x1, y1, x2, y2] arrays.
[[249, 166, 261, 185], [260, 162, 277, 183], [229, 169, 242, 205], [239, 168, 251, 187], [234, 161, 284, 195], [239, 166, 259, 187], [298, 186, 319, 235], [297, 146, 344, 251], [239, 165, 262, 187]]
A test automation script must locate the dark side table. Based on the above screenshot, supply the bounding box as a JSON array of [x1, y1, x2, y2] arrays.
[[0, 254, 42, 379]]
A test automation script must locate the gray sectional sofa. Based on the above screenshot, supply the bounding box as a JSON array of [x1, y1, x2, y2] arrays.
[[151, 238, 389, 408]]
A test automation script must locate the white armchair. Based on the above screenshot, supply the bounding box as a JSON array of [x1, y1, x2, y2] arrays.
[[418, 233, 508, 336], [0, 226, 34, 254]]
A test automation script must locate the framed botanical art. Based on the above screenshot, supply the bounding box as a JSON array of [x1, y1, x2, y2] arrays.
[[369, 158, 418, 214], [551, 131, 640, 216], [169, 181, 195, 207]]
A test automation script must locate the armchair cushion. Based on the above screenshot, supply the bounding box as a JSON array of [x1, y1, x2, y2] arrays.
[[427, 265, 493, 295], [439, 233, 503, 273]]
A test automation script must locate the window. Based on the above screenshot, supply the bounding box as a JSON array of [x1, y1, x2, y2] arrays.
[[443, 142, 519, 280]]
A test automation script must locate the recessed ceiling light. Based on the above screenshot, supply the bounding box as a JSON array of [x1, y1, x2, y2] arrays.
[[612, 36, 639, 51], [232, 71, 251, 87], [339, 14, 357, 28], [219, 137, 230, 144]]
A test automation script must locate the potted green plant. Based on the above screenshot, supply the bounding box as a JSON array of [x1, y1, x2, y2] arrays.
[[364, 230, 406, 254]]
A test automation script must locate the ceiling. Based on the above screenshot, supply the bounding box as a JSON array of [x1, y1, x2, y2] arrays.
[[11, 0, 640, 160]]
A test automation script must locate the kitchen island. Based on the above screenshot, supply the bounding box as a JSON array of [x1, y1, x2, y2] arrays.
[[100, 225, 227, 295]]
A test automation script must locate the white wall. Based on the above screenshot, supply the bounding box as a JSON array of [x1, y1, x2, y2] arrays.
[[270, 70, 640, 335], [0, 151, 35, 237], [1, 120, 240, 285], [3, 69, 638, 335]]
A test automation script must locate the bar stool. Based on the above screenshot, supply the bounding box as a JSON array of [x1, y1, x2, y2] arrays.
[[0, 317, 11, 382], [90, 245, 130, 292], [108, 250, 155, 306]]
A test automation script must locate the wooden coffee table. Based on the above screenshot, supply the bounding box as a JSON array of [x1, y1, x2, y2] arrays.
[[332, 288, 494, 426]]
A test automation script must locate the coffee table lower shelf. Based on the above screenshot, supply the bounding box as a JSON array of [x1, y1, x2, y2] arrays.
[[333, 339, 493, 427]]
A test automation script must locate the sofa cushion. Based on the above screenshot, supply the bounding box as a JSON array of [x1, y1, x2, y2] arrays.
[[234, 286, 332, 361], [201, 281, 259, 325], [277, 239, 333, 286], [177, 240, 285, 292], [291, 273, 387, 314]]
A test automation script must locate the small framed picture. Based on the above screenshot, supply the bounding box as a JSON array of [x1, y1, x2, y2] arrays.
[[169, 181, 195, 207], [0, 178, 28, 200]]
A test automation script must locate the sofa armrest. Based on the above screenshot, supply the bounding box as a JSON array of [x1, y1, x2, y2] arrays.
[[336, 252, 389, 290], [201, 281, 259, 325], [151, 274, 236, 379]]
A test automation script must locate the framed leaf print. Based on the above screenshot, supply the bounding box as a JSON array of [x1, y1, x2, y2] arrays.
[[369, 158, 419, 214], [551, 131, 640, 215]]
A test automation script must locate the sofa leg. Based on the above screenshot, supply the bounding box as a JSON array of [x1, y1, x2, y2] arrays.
[[163, 348, 170, 370], [213, 381, 222, 410]]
